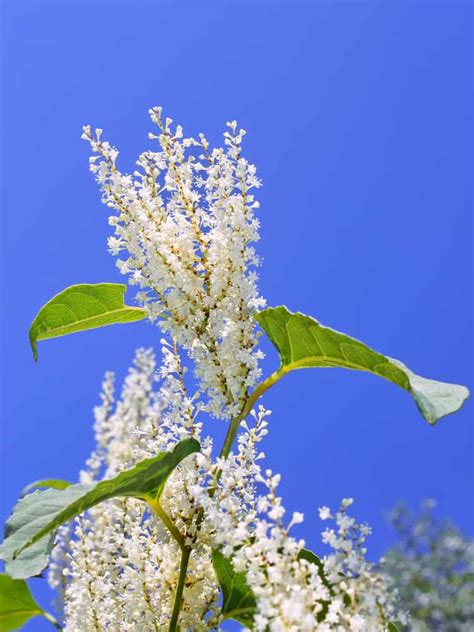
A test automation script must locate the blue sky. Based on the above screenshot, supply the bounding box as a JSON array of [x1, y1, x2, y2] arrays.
[[1, 1, 472, 627]]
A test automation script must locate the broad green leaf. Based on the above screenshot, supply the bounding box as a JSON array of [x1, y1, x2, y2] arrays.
[[387, 622, 399, 632], [29, 283, 146, 361], [1, 438, 199, 579], [22, 479, 70, 496], [212, 550, 257, 629], [0, 574, 43, 631], [256, 306, 469, 425]]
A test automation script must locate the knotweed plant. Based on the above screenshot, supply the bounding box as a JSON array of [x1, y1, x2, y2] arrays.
[[0, 109, 469, 631]]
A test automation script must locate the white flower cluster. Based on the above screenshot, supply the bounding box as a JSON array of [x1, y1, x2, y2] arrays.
[[82, 110, 265, 419], [49, 347, 218, 631], [49, 349, 405, 630], [47, 109, 407, 630], [195, 413, 405, 630], [381, 501, 474, 631], [318, 501, 409, 631]]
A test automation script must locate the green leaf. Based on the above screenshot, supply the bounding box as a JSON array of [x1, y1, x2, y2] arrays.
[[298, 548, 332, 622], [1, 438, 200, 579], [298, 547, 323, 568], [29, 283, 146, 361], [212, 550, 257, 629], [0, 574, 43, 631], [212, 548, 334, 628], [22, 479, 71, 496], [298, 548, 332, 592], [256, 306, 469, 425], [387, 622, 399, 632]]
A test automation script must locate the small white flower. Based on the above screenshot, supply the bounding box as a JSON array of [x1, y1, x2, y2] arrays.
[[319, 506, 332, 521]]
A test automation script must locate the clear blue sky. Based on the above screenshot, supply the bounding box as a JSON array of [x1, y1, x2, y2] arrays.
[[1, 1, 472, 627]]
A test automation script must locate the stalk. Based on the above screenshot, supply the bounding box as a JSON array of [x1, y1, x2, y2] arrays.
[[147, 497, 185, 552], [219, 366, 286, 460], [43, 611, 63, 630], [169, 546, 191, 632], [165, 367, 286, 630]]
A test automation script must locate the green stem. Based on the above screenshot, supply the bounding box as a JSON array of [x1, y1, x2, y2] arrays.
[[43, 611, 63, 630], [146, 497, 186, 552], [169, 546, 191, 632], [219, 367, 285, 459], [166, 366, 286, 631]]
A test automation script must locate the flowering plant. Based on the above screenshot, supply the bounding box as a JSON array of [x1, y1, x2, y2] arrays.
[[0, 109, 469, 631]]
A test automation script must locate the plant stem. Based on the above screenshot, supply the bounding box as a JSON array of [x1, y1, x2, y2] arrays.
[[166, 366, 285, 631], [169, 546, 191, 632], [219, 366, 285, 459], [43, 611, 63, 630], [146, 498, 189, 631], [147, 497, 186, 552]]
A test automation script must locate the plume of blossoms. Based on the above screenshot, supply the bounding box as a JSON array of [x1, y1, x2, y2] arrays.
[[49, 348, 405, 630], [81, 109, 265, 419], [194, 420, 407, 631], [49, 347, 219, 630], [381, 500, 474, 631], [317, 500, 409, 631], [46, 109, 407, 631]]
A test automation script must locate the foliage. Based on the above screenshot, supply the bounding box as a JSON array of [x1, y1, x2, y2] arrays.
[[29, 283, 145, 360], [257, 306, 468, 424], [0, 574, 60, 631], [212, 550, 257, 628], [21, 480, 71, 495], [0, 574, 43, 631], [1, 439, 198, 579]]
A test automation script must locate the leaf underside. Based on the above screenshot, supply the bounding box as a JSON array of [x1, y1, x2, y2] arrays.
[[256, 306, 469, 424], [0, 573, 43, 631], [1, 438, 200, 579], [29, 283, 146, 361]]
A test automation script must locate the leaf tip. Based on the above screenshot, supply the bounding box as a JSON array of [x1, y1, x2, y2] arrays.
[[30, 338, 39, 362]]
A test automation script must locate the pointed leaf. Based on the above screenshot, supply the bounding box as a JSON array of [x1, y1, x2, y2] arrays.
[[0, 574, 43, 631], [212, 550, 257, 629], [256, 306, 469, 424], [29, 283, 146, 360], [1, 438, 200, 579]]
